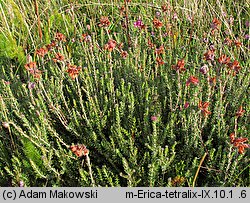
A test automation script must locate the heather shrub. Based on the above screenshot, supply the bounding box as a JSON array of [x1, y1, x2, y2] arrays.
[[0, 0, 249, 186]]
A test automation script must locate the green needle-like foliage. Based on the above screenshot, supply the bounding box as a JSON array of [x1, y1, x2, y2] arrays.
[[0, 0, 249, 186]]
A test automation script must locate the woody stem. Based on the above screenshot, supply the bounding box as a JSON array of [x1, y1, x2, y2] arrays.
[[124, 0, 132, 47], [34, 0, 43, 41], [234, 117, 238, 136], [192, 152, 207, 187], [86, 154, 95, 186]]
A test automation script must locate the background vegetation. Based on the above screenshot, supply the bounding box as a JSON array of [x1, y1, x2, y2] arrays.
[[0, 0, 249, 186]]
